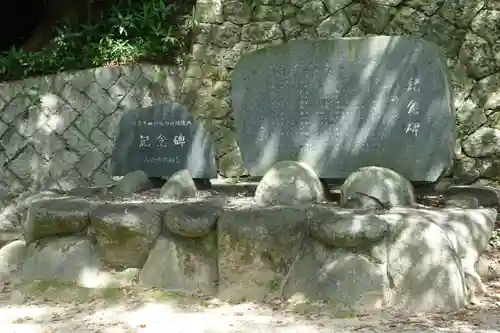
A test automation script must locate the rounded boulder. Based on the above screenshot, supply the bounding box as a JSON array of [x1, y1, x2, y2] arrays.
[[254, 161, 325, 206], [340, 166, 415, 208]]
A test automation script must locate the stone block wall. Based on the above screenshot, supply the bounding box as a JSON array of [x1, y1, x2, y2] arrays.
[[1, 0, 500, 203], [186, 0, 500, 182]]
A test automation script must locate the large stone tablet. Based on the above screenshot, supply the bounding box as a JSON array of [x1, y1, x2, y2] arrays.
[[110, 103, 217, 178], [231, 36, 455, 182]]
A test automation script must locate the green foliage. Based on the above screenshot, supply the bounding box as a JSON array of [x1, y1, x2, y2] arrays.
[[0, 0, 196, 82]]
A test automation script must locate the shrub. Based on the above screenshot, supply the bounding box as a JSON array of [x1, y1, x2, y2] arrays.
[[0, 0, 196, 82]]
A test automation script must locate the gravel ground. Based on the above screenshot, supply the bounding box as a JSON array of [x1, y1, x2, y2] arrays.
[[1, 275, 500, 333]]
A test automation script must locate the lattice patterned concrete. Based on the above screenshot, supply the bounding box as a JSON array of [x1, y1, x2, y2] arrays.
[[0, 65, 184, 202]]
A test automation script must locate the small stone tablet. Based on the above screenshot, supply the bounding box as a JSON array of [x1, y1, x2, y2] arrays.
[[110, 103, 217, 178]]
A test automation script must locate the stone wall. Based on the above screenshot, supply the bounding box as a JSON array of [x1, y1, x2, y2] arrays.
[[186, 0, 500, 182], [0, 65, 184, 204], [0, 0, 500, 202]]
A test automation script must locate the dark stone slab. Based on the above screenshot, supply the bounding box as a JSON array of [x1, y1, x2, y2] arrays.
[[111, 103, 217, 178], [231, 36, 455, 182]]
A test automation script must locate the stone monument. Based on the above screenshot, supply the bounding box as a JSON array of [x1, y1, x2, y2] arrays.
[[231, 36, 455, 182], [110, 103, 217, 178]]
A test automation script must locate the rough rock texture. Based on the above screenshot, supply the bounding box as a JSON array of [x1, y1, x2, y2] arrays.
[[0, 240, 26, 279], [138, 234, 218, 294], [384, 211, 468, 312], [308, 206, 389, 248], [217, 205, 309, 302], [18, 237, 103, 283], [340, 166, 415, 208], [0, 0, 498, 201], [163, 201, 220, 237], [90, 203, 162, 269], [24, 196, 91, 242], [0, 193, 497, 313], [111, 170, 153, 197], [254, 161, 325, 205], [159, 169, 197, 200]]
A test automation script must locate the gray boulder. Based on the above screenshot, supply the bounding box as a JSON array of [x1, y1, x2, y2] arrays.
[[383, 209, 469, 312], [282, 241, 389, 312], [0, 240, 26, 279], [18, 236, 102, 284], [90, 203, 162, 268], [138, 235, 218, 294], [163, 202, 220, 238], [160, 169, 197, 200], [217, 206, 308, 301], [254, 161, 325, 206], [24, 197, 91, 242], [111, 170, 153, 197], [443, 185, 500, 207], [308, 206, 389, 248], [340, 166, 415, 208]]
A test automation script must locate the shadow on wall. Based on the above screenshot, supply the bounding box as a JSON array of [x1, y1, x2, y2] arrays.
[[0, 64, 184, 202], [231, 37, 456, 182]]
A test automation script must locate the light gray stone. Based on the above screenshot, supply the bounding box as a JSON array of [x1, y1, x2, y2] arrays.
[[440, 0, 485, 28], [24, 196, 91, 242], [471, 73, 500, 109], [0, 240, 26, 279], [383, 210, 468, 312], [340, 166, 415, 208], [282, 241, 389, 311], [459, 33, 497, 79], [443, 185, 500, 207], [254, 161, 325, 206], [217, 206, 308, 301], [456, 99, 488, 134], [160, 169, 197, 200], [316, 11, 351, 37], [323, 0, 351, 13], [111, 170, 152, 197], [138, 235, 218, 294], [472, 9, 500, 44], [462, 127, 500, 157], [308, 207, 389, 248], [90, 203, 162, 268], [163, 202, 219, 238], [232, 37, 455, 181], [18, 236, 103, 283]]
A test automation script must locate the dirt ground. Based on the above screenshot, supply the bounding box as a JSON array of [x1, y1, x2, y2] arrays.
[[1, 249, 500, 333]]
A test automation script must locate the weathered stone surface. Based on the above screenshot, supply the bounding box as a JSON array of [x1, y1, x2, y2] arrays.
[[138, 234, 218, 294], [308, 207, 389, 248], [383, 210, 468, 312], [0, 191, 62, 234], [90, 203, 162, 268], [110, 103, 217, 178], [471, 73, 500, 109], [232, 37, 455, 181], [340, 166, 415, 208], [282, 241, 389, 311], [159, 169, 197, 200], [443, 185, 500, 207], [24, 197, 91, 242], [111, 170, 153, 197], [18, 236, 103, 284], [163, 202, 219, 237], [217, 206, 308, 301], [443, 194, 480, 208], [463, 127, 500, 157], [0, 240, 26, 279], [254, 161, 325, 206]]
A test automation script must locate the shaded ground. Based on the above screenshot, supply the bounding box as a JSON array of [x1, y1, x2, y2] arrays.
[[1, 249, 500, 333]]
